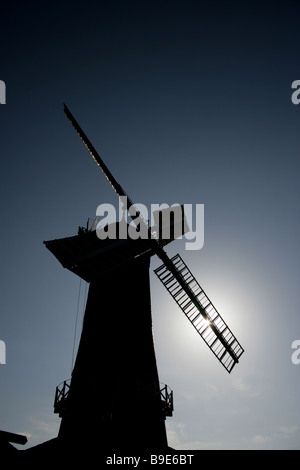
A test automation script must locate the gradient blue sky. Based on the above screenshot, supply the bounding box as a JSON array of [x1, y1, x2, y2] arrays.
[[1, 0, 299, 450]]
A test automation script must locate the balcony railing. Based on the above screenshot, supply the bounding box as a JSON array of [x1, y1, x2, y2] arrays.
[[54, 379, 173, 418]]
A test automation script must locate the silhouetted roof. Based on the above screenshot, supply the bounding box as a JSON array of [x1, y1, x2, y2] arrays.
[[44, 225, 157, 282]]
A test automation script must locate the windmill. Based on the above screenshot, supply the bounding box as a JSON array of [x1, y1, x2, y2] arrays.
[[41, 105, 244, 457]]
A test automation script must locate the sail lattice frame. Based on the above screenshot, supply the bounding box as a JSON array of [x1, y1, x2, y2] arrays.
[[154, 254, 244, 373]]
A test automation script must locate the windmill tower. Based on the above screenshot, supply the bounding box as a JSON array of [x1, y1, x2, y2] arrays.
[[42, 105, 244, 457]]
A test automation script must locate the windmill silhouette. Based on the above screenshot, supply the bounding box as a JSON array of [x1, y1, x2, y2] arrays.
[[41, 105, 244, 457]]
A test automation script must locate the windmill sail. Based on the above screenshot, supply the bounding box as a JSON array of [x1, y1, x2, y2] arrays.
[[155, 254, 244, 372], [63, 104, 133, 210], [63, 104, 244, 373]]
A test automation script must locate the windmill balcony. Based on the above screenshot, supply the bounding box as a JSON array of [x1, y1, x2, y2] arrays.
[[159, 383, 174, 418], [54, 379, 173, 419], [54, 379, 71, 418]]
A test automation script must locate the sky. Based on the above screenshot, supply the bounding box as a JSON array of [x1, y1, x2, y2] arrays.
[[0, 0, 299, 451]]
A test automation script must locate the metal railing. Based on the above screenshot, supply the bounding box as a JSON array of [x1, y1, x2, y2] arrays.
[[159, 383, 174, 417], [54, 379, 173, 418], [54, 379, 70, 417]]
